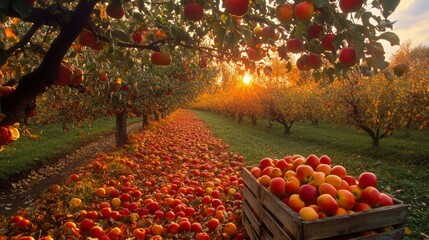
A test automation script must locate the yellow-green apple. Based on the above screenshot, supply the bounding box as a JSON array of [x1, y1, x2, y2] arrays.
[[319, 155, 331, 165], [361, 186, 382, 207], [298, 184, 318, 205], [286, 38, 304, 53], [309, 171, 325, 188], [296, 165, 314, 183], [288, 194, 305, 212], [253, 26, 263, 36], [259, 157, 274, 170], [250, 167, 262, 178], [291, 157, 305, 171], [318, 182, 337, 198], [353, 202, 371, 212], [294, 1, 314, 21], [339, 47, 357, 67], [325, 174, 343, 189], [335, 189, 355, 210], [344, 175, 357, 186], [317, 194, 339, 216], [349, 185, 362, 201], [284, 176, 300, 194], [270, 167, 283, 178], [257, 175, 271, 187], [269, 177, 286, 197], [339, 0, 363, 13], [358, 172, 378, 188], [276, 3, 293, 23], [322, 34, 336, 51], [305, 154, 320, 169], [184, 3, 204, 21], [316, 164, 331, 175], [224, 0, 249, 17], [299, 206, 319, 220], [331, 165, 347, 179], [379, 193, 394, 206]]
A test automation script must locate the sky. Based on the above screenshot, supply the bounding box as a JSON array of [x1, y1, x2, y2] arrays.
[[381, 0, 429, 59]]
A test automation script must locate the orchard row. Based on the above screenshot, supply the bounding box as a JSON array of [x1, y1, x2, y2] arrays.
[[1, 110, 246, 239]]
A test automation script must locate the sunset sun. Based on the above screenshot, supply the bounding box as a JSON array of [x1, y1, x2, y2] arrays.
[[243, 73, 252, 85]]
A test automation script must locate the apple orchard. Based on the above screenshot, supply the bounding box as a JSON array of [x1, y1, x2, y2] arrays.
[[0, 0, 427, 239]]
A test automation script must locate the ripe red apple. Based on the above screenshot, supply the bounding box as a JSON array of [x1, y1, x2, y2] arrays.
[[288, 194, 305, 212], [306, 54, 322, 69], [339, 47, 357, 67], [317, 194, 339, 216], [298, 184, 318, 205], [224, 0, 249, 17], [358, 172, 378, 188], [349, 184, 362, 201], [316, 164, 331, 175], [322, 34, 336, 51], [261, 25, 276, 39], [250, 166, 262, 178], [275, 159, 288, 172], [132, 31, 143, 44], [77, 28, 96, 48], [106, 2, 125, 19], [335, 189, 355, 210], [331, 165, 347, 179], [284, 176, 300, 194], [151, 52, 171, 65], [294, 1, 314, 21], [307, 24, 322, 39], [191, 222, 203, 232], [207, 218, 220, 231], [353, 202, 371, 212], [259, 157, 274, 170], [309, 171, 325, 188], [286, 38, 304, 53], [379, 193, 394, 206], [325, 174, 342, 189], [361, 186, 382, 207], [305, 154, 320, 169], [319, 182, 337, 198], [319, 155, 331, 165], [276, 3, 293, 23], [184, 3, 204, 21], [247, 47, 263, 61], [269, 177, 286, 197], [343, 175, 357, 186], [339, 0, 364, 13], [296, 55, 309, 71], [133, 228, 146, 239], [296, 165, 314, 183]]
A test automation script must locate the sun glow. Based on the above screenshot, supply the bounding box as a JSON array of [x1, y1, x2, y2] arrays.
[[243, 73, 252, 85]]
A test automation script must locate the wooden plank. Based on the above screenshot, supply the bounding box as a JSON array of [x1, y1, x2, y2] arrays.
[[260, 207, 294, 240], [349, 227, 405, 240], [243, 200, 261, 236], [242, 167, 261, 196], [302, 203, 407, 239], [259, 181, 302, 239], [243, 186, 262, 217], [242, 212, 258, 240]]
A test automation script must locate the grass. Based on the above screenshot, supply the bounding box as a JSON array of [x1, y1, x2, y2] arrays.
[[192, 109, 429, 239], [0, 117, 140, 183]]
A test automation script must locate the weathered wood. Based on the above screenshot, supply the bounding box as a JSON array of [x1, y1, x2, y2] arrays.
[[241, 167, 408, 240]]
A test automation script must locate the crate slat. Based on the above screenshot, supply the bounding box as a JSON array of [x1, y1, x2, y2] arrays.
[[242, 199, 261, 237]]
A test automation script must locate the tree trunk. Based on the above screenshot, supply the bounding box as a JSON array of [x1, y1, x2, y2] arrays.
[[142, 114, 149, 129], [372, 137, 380, 147], [251, 117, 257, 125], [154, 112, 160, 121], [115, 110, 128, 147], [283, 124, 290, 135], [237, 115, 243, 123]]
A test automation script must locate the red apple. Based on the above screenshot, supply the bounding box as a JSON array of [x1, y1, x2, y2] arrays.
[[250, 166, 262, 178], [319, 155, 331, 165], [247, 47, 263, 61], [296, 165, 314, 183], [306, 54, 322, 69], [379, 193, 394, 206], [335, 189, 355, 210], [353, 202, 372, 212], [224, 0, 249, 17], [286, 38, 304, 53], [316, 164, 331, 175], [358, 172, 378, 188], [331, 165, 347, 179], [308, 171, 325, 188], [294, 1, 314, 21], [299, 206, 319, 220], [322, 34, 336, 51], [339, 47, 357, 67], [349, 185, 362, 201], [361, 186, 382, 207], [298, 184, 318, 205], [259, 157, 274, 170], [184, 3, 204, 21], [276, 3, 293, 23], [307, 24, 322, 39], [106, 2, 125, 19], [317, 194, 339, 216], [339, 0, 364, 13], [344, 175, 357, 186], [319, 182, 337, 198], [269, 177, 286, 197], [305, 154, 320, 169], [288, 194, 305, 212], [275, 159, 288, 172], [284, 176, 300, 194]]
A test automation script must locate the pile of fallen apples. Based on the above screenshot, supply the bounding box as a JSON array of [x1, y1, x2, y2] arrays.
[[1, 110, 246, 239], [249, 154, 395, 221]]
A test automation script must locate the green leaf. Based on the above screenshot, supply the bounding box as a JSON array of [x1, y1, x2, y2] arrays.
[[11, 0, 31, 19], [378, 32, 400, 46], [380, 0, 400, 18], [112, 30, 130, 42], [311, 0, 329, 8]]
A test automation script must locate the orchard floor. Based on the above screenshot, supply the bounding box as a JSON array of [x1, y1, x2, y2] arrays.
[[0, 109, 246, 239], [0, 122, 142, 216]]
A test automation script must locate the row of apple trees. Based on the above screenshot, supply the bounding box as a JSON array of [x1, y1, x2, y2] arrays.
[[193, 42, 429, 147], [0, 0, 401, 148]]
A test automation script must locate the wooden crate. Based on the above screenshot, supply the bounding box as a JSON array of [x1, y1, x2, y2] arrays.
[[241, 167, 408, 240]]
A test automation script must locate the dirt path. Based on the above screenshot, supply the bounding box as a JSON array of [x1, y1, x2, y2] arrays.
[[0, 122, 142, 216]]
